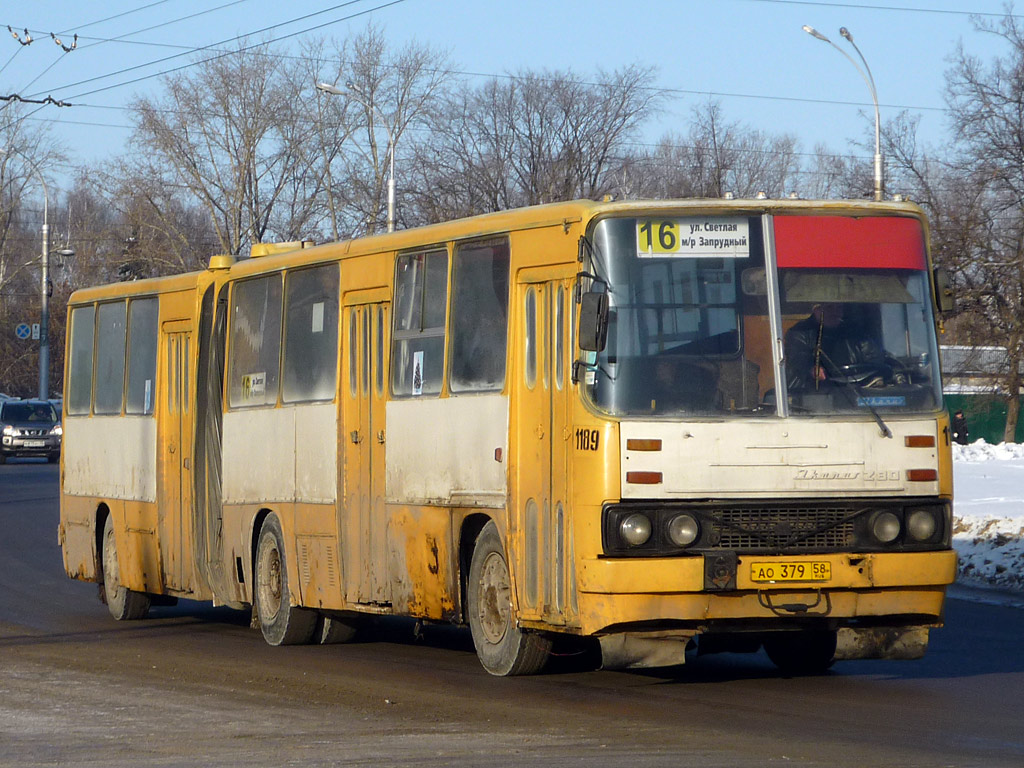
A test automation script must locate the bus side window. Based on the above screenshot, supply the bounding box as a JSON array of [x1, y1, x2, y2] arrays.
[[391, 249, 447, 397], [449, 238, 510, 393], [94, 301, 127, 415], [228, 274, 283, 408], [67, 305, 96, 415], [282, 264, 339, 403], [126, 298, 158, 415]]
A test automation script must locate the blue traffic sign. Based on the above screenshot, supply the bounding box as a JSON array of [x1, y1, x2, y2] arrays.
[[15, 323, 30, 340]]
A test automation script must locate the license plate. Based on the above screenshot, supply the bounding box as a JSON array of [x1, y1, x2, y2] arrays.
[[23, 440, 45, 448], [750, 561, 831, 583]]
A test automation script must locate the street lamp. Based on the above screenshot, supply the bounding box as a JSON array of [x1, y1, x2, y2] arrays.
[[1, 149, 74, 398], [802, 25, 884, 202], [316, 80, 396, 233]]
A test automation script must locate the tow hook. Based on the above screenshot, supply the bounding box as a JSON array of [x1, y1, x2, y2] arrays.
[[758, 589, 832, 617]]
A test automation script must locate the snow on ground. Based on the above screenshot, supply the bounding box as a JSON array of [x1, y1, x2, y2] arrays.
[[953, 441, 1024, 591]]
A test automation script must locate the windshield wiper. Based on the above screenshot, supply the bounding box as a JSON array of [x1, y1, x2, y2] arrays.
[[817, 349, 893, 439]]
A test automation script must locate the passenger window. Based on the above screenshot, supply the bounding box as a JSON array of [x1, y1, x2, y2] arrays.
[[126, 298, 158, 415], [94, 301, 127, 415], [525, 287, 537, 389], [228, 275, 282, 408], [392, 250, 447, 396], [376, 305, 385, 396], [282, 264, 339, 403], [362, 307, 370, 395], [349, 308, 358, 397], [555, 286, 565, 390], [67, 305, 95, 415], [449, 239, 509, 393]]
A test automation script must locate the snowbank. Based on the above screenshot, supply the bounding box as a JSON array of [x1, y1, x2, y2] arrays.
[[953, 441, 1024, 591]]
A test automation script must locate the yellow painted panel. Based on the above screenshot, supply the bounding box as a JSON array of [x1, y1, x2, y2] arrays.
[[578, 550, 956, 595], [573, 587, 947, 636]]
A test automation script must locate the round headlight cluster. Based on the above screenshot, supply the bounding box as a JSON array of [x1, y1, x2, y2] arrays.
[[906, 508, 937, 541], [872, 511, 902, 544], [667, 514, 700, 547], [619, 513, 652, 546]]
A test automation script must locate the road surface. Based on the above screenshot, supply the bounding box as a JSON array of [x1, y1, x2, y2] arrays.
[[2, 460, 1023, 767]]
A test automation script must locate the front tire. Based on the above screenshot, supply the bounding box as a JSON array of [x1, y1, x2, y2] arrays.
[[254, 514, 317, 646], [467, 521, 551, 676], [764, 630, 837, 675], [102, 515, 151, 620]]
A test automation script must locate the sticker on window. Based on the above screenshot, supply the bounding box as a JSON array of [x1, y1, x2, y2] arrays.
[[242, 372, 267, 401], [858, 396, 905, 408], [637, 217, 749, 259], [311, 302, 325, 334], [412, 351, 424, 396]]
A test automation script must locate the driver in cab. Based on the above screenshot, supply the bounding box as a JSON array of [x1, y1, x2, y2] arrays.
[[784, 302, 889, 391]]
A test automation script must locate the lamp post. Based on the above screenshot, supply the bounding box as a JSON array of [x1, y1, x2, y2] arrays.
[[1, 149, 74, 398], [802, 25, 884, 201], [316, 81, 396, 233]]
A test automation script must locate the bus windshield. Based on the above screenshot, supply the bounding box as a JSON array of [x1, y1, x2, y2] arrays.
[[582, 214, 942, 418], [776, 215, 942, 415]]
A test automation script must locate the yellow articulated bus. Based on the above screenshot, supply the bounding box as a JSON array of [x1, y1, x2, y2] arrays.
[[60, 198, 957, 676]]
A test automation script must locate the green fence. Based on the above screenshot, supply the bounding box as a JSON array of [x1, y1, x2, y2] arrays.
[[944, 393, 1024, 444]]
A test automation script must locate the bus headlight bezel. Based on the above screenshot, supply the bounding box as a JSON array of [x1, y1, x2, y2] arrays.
[[870, 511, 902, 544], [619, 513, 653, 547], [906, 507, 938, 542], [666, 514, 700, 547]]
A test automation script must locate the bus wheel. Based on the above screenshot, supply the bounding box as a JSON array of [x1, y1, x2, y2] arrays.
[[764, 630, 837, 676], [254, 515, 316, 646], [467, 521, 551, 676], [101, 515, 151, 620]]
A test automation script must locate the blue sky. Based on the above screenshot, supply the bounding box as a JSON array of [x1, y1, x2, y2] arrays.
[[0, 0, 1015, 186]]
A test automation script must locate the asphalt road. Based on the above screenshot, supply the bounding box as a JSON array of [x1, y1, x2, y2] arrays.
[[2, 459, 1024, 767]]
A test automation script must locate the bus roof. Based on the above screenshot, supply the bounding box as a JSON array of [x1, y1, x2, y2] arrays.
[[67, 197, 929, 299]]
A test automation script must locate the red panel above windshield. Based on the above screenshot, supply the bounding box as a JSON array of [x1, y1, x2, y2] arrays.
[[774, 215, 925, 270]]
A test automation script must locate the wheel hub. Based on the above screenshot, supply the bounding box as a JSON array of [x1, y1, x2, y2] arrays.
[[478, 551, 510, 645]]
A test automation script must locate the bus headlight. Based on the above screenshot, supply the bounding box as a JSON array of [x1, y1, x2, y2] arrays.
[[667, 514, 699, 547], [619, 513, 652, 547], [871, 511, 901, 544], [906, 508, 937, 541]]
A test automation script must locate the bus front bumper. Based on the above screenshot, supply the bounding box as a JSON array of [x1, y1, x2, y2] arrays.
[[575, 549, 958, 635]]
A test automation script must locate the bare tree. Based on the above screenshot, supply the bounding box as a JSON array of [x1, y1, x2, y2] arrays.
[[411, 65, 663, 221], [878, 14, 1024, 440], [312, 25, 451, 235], [0, 109, 67, 396], [630, 102, 799, 199], [131, 39, 324, 255]]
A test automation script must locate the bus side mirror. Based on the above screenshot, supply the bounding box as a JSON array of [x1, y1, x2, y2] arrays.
[[578, 291, 609, 352], [933, 267, 954, 314]]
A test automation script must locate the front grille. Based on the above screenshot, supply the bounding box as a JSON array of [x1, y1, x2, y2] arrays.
[[707, 507, 855, 551]]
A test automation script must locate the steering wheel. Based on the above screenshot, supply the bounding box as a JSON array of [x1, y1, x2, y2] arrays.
[[830, 362, 889, 387]]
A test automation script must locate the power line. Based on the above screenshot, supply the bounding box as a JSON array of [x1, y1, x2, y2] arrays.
[[54, 0, 176, 34], [739, 0, 1019, 19], [28, 0, 399, 101]]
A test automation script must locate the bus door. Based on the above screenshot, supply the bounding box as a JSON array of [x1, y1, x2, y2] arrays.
[[159, 320, 194, 591], [514, 269, 577, 626], [342, 295, 391, 605]]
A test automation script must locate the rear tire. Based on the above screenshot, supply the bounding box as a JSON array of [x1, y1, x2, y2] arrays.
[[764, 630, 837, 675], [467, 521, 551, 676], [102, 515, 151, 620], [254, 514, 317, 646]]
